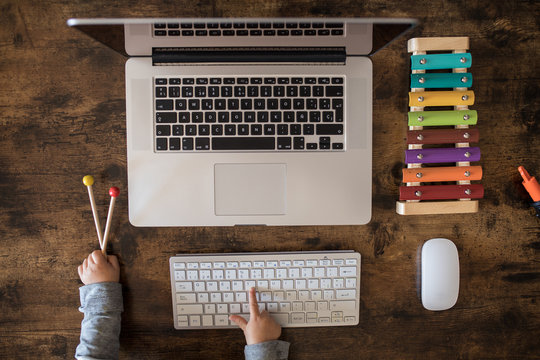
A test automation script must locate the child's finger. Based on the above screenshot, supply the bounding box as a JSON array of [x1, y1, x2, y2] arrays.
[[248, 287, 259, 318], [82, 258, 88, 270], [229, 315, 248, 331], [87, 253, 95, 265], [91, 250, 106, 265], [107, 255, 120, 270], [77, 265, 83, 279]]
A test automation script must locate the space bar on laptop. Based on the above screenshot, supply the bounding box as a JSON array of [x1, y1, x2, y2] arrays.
[[212, 137, 275, 150]]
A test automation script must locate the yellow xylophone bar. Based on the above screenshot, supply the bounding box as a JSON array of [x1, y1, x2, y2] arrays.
[[409, 90, 474, 107]]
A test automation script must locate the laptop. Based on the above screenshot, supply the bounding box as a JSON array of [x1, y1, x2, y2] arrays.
[[67, 17, 417, 226]]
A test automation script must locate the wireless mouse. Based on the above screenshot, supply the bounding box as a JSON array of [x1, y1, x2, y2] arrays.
[[421, 238, 460, 311]]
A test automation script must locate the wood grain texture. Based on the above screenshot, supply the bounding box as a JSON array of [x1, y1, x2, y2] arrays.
[[0, 0, 539, 359]]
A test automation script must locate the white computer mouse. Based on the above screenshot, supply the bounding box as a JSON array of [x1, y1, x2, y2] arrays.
[[421, 238, 460, 311]]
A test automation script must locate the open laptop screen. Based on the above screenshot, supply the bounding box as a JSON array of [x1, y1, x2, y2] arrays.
[[67, 17, 417, 58]]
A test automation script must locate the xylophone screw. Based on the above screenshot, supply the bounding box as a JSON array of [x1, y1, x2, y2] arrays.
[[463, 132, 470, 139], [462, 95, 469, 101], [417, 134, 424, 141], [464, 171, 471, 177], [463, 114, 470, 120], [460, 57, 467, 63], [417, 115, 424, 122], [464, 189, 472, 195], [415, 190, 422, 197], [461, 76, 468, 83], [464, 151, 471, 158], [416, 172, 423, 178], [417, 153, 424, 160], [418, 96, 424, 102], [419, 77, 425, 84], [420, 58, 427, 64]]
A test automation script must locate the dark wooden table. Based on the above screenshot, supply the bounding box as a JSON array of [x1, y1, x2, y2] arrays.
[[1, 1, 538, 359]]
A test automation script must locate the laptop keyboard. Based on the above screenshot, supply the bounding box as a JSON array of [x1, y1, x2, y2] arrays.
[[153, 21, 345, 37], [154, 76, 345, 152]]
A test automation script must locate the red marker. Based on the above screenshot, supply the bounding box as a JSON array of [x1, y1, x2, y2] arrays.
[[102, 187, 120, 254], [518, 166, 540, 217]]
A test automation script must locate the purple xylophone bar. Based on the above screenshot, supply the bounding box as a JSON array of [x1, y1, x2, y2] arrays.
[[405, 147, 481, 164]]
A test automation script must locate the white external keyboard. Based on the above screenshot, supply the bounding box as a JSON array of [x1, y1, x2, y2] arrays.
[[170, 251, 361, 329]]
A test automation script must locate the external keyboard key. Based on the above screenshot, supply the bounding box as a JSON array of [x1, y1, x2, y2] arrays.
[[175, 282, 193, 292], [330, 300, 356, 311], [212, 137, 275, 150], [291, 313, 305, 323], [177, 304, 203, 314]]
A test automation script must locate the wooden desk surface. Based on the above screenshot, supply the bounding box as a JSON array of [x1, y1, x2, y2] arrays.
[[1, 1, 538, 359]]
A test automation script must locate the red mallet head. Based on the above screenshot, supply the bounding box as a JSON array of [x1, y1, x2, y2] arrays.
[[109, 187, 120, 198]]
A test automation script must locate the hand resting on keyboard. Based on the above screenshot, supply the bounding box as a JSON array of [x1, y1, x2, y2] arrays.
[[230, 287, 282, 345]]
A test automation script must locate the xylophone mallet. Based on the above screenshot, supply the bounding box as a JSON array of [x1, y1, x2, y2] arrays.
[[101, 187, 120, 255], [82, 175, 103, 247]]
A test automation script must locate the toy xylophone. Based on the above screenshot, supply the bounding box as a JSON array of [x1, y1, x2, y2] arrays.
[[396, 37, 484, 215]]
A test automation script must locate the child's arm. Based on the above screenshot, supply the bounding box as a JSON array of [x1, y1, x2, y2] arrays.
[[230, 287, 290, 360], [75, 250, 123, 360]]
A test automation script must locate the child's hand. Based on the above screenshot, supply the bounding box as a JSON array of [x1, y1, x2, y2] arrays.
[[229, 287, 282, 345], [78, 250, 120, 285]]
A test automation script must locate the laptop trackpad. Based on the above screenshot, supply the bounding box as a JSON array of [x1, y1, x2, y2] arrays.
[[214, 163, 286, 216]]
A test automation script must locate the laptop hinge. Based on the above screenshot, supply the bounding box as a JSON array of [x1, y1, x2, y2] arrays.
[[152, 47, 346, 65]]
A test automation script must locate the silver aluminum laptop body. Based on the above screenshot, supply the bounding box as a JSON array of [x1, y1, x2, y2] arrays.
[[67, 17, 417, 226]]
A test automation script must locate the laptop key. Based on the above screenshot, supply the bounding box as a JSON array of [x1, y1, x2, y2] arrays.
[[182, 138, 194, 150], [238, 125, 249, 135], [251, 124, 262, 135], [156, 125, 171, 136], [293, 137, 305, 150], [212, 137, 275, 150], [303, 124, 314, 135], [173, 125, 184, 136], [277, 137, 292, 150], [195, 138, 210, 150], [186, 125, 197, 136], [326, 86, 344, 97], [178, 112, 190, 123], [156, 112, 177, 123], [156, 138, 167, 151], [155, 86, 167, 97], [264, 124, 275, 135], [317, 124, 343, 135], [192, 112, 203, 123], [156, 99, 173, 110], [225, 125, 236, 135], [199, 125, 210, 135], [169, 138, 181, 150], [212, 125, 223, 136]]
